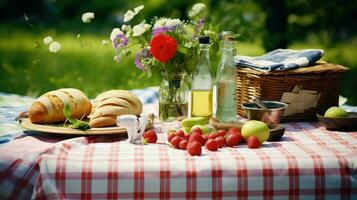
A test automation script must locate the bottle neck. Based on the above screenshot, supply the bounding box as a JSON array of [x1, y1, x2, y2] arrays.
[[221, 40, 234, 53], [220, 41, 234, 61], [192, 43, 212, 90], [198, 43, 210, 60]]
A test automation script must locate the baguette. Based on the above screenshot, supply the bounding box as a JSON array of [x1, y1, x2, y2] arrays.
[[29, 88, 92, 124], [89, 90, 142, 128]]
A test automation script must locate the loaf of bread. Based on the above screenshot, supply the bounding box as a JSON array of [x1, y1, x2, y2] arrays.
[[29, 88, 92, 124], [89, 90, 142, 128]]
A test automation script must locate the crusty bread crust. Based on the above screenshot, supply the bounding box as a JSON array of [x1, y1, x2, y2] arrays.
[[29, 88, 92, 124], [89, 90, 142, 128], [29, 102, 47, 123], [89, 116, 116, 128]]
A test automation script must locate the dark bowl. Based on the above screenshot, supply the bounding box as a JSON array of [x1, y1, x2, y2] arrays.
[[268, 124, 285, 141], [242, 101, 288, 125], [317, 112, 357, 131]]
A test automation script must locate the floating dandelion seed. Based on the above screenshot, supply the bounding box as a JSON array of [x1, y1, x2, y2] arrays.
[[81, 12, 94, 23], [102, 40, 109, 45], [49, 41, 62, 53], [24, 13, 34, 27], [43, 36, 53, 45]]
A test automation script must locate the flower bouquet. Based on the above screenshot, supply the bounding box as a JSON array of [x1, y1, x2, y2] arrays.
[[110, 3, 220, 121]]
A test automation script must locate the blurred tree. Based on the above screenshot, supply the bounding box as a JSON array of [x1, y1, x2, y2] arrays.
[[285, 0, 357, 45], [0, 0, 356, 49], [208, 0, 265, 42], [0, 0, 53, 21], [258, 0, 288, 51]]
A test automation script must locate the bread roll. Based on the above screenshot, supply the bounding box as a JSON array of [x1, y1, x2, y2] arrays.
[[89, 90, 142, 128], [29, 88, 92, 124]]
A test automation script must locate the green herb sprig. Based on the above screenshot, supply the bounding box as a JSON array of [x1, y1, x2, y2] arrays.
[[63, 104, 90, 130]]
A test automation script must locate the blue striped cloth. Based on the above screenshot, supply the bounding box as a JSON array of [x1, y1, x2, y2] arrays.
[[234, 49, 324, 71]]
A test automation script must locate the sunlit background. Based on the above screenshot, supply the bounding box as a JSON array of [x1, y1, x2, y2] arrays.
[[0, 0, 356, 104]]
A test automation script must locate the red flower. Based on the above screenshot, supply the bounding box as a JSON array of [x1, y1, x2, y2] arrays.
[[150, 34, 177, 63]]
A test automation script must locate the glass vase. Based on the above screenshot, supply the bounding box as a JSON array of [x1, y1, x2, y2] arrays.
[[159, 73, 189, 121]]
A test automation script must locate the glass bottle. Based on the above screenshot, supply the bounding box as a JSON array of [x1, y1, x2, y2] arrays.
[[191, 36, 212, 118], [216, 34, 237, 122]]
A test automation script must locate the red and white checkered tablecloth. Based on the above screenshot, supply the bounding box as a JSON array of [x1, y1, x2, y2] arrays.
[[0, 102, 357, 199]]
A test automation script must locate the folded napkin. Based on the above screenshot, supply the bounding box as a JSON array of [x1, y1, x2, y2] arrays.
[[234, 49, 324, 71]]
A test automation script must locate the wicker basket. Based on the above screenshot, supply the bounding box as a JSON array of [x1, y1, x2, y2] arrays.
[[236, 62, 348, 121]]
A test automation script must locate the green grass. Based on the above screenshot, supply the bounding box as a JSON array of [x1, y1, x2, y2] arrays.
[[0, 26, 161, 98], [1, 24, 356, 105]]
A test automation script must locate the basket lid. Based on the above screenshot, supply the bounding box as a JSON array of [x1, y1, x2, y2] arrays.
[[237, 62, 349, 75]]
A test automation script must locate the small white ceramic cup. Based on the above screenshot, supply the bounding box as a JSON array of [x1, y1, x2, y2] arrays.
[[117, 114, 147, 144]]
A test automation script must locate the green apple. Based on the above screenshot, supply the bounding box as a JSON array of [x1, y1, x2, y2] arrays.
[[181, 126, 191, 134], [324, 106, 348, 118], [181, 117, 208, 128], [190, 124, 209, 134], [241, 120, 269, 143]]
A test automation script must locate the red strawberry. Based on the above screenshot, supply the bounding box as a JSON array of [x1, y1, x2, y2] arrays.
[[144, 129, 157, 143], [228, 127, 241, 133], [175, 129, 185, 137], [150, 34, 177, 63], [167, 132, 176, 143], [215, 136, 226, 148], [202, 134, 208, 145], [235, 132, 244, 144], [186, 141, 202, 156], [184, 134, 191, 141], [217, 129, 227, 137], [228, 127, 241, 136], [189, 132, 205, 145], [179, 140, 188, 150], [247, 136, 261, 149], [191, 127, 203, 135], [205, 139, 219, 151], [208, 132, 218, 140], [226, 133, 239, 147], [170, 136, 181, 148]]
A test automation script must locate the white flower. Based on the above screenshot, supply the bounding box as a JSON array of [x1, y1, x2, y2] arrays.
[[76, 34, 81, 39], [153, 18, 181, 29], [166, 18, 182, 27], [123, 5, 144, 22], [121, 24, 131, 32], [81, 12, 94, 23], [110, 28, 123, 41], [132, 22, 151, 37], [43, 36, 53, 45], [48, 41, 61, 53], [188, 3, 206, 17], [113, 55, 121, 63], [184, 42, 193, 48], [102, 40, 109, 45], [153, 18, 167, 29], [134, 5, 144, 14], [123, 10, 135, 22], [203, 30, 215, 36]]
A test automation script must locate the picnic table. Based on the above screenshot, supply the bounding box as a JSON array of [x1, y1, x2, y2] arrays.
[[0, 89, 356, 199]]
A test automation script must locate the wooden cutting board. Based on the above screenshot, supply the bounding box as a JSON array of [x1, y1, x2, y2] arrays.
[[18, 117, 154, 136]]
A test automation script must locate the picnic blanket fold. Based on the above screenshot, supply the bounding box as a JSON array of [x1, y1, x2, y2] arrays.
[[234, 49, 324, 71]]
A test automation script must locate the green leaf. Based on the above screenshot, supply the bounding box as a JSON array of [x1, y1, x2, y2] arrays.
[[63, 104, 72, 119], [137, 72, 146, 80], [62, 104, 90, 130], [177, 45, 188, 55]]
